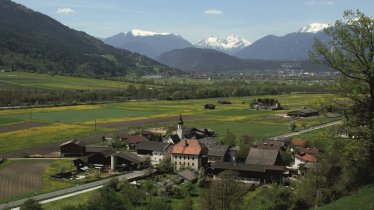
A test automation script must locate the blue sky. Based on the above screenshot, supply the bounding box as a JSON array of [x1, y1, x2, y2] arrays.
[[12, 0, 374, 43]]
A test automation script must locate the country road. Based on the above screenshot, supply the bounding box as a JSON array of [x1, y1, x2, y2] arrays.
[[0, 170, 145, 210], [270, 120, 342, 140]]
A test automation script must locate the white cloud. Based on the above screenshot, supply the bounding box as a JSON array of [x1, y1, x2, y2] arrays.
[[56, 8, 75, 15], [305, 1, 334, 5], [204, 9, 223, 15]]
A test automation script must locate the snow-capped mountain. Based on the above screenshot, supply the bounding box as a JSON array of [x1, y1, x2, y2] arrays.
[[195, 35, 251, 54], [103, 29, 192, 58], [298, 22, 330, 33], [235, 23, 330, 60]]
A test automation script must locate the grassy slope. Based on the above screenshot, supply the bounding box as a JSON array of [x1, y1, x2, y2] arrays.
[[317, 185, 374, 210]]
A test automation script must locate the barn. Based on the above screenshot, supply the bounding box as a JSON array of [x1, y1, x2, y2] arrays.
[[60, 140, 86, 157]]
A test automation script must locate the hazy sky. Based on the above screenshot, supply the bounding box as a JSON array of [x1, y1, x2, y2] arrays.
[[12, 0, 374, 43]]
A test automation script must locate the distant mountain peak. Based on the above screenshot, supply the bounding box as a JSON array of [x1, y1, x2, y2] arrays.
[[298, 22, 330, 33], [127, 29, 171, 37], [195, 35, 251, 52]]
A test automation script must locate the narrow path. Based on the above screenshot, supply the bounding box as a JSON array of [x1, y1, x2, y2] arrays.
[[269, 120, 342, 140]]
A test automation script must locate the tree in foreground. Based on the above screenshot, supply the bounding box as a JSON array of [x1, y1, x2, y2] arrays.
[[200, 170, 247, 210], [20, 199, 42, 210], [310, 10, 374, 180]]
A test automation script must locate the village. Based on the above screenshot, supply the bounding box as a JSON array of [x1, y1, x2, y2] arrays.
[[57, 109, 322, 187]]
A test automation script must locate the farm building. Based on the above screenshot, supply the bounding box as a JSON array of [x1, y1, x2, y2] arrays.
[[171, 139, 208, 170], [198, 137, 229, 164], [178, 169, 197, 183], [184, 127, 216, 139], [74, 148, 116, 167], [218, 99, 232, 104], [60, 139, 86, 157], [204, 104, 216, 109], [136, 141, 171, 165], [125, 135, 148, 150], [287, 108, 319, 117], [212, 162, 285, 183], [114, 151, 147, 171], [85, 146, 113, 155], [245, 147, 282, 166]]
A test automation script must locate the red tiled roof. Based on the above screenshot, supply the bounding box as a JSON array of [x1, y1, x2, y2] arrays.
[[295, 153, 317, 162], [291, 139, 305, 147], [126, 135, 148, 144], [299, 147, 320, 154], [172, 139, 206, 156]]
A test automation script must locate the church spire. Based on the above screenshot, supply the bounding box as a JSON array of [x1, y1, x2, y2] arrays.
[[177, 113, 184, 140], [178, 113, 184, 125]]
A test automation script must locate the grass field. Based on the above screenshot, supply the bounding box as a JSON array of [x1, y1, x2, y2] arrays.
[[42, 190, 97, 210], [0, 71, 153, 91], [0, 93, 339, 154], [317, 185, 374, 210], [0, 116, 23, 125], [0, 123, 109, 154]]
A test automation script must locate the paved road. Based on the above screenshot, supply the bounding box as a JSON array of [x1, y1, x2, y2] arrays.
[[269, 120, 342, 140], [0, 170, 145, 210]]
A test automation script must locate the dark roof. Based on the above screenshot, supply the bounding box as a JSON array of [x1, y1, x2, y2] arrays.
[[141, 131, 154, 136], [126, 135, 148, 144], [213, 162, 284, 172], [60, 139, 85, 147], [114, 151, 145, 164], [86, 146, 112, 153], [169, 134, 181, 144], [99, 148, 117, 157], [178, 169, 197, 181], [136, 141, 170, 152], [198, 137, 229, 157], [245, 147, 280, 165], [255, 140, 284, 150]]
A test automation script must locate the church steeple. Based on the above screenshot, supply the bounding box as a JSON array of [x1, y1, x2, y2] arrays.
[[177, 113, 184, 140]]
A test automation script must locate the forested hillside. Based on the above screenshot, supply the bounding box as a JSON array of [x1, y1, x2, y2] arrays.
[[0, 0, 177, 77]]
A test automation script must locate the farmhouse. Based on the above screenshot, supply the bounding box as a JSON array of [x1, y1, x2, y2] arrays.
[[60, 139, 86, 157], [125, 135, 148, 150], [212, 162, 285, 183], [113, 151, 147, 171], [204, 104, 216, 109], [292, 153, 317, 170], [287, 108, 319, 117], [198, 137, 229, 164], [171, 139, 208, 170], [136, 141, 171, 165], [74, 148, 116, 167], [245, 147, 282, 166]]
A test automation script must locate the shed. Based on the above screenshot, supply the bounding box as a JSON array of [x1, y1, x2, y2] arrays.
[[60, 139, 86, 157], [178, 169, 197, 182]]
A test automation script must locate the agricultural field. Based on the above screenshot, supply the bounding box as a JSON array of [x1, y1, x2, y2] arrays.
[[0, 93, 340, 155], [0, 71, 152, 91], [0, 160, 52, 201]]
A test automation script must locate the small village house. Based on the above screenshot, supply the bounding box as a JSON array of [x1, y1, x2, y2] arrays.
[[245, 147, 282, 166], [171, 139, 208, 170], [198, 137, 229, 164], [136, 141, 171, 165]]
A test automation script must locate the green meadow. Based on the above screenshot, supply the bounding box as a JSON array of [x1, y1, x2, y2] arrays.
[[0, 71, 151, 91], [0, 93, 340, 154]]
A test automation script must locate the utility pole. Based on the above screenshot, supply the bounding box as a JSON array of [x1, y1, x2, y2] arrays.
[[94, 119, 97, 131], [29, 112, 32, 121]]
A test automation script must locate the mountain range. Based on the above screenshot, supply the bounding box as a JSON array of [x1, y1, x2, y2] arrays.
[[195, 35, 251, 54], [103, 30, 192, 59], [235, 26, 330, 60], [0, 0, 175, 77]]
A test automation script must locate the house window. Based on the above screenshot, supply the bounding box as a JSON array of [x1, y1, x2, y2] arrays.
[[188, 163, 190, 166], [180, 162, 182, 165], [188, 157, 190, 160], [184, 156, 186, 160], [192, 163, 194, 166], [175, 161, 177, 165], [192, 157, 194, 160]]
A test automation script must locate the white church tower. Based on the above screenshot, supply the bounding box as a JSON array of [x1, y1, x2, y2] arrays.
[[177, 113, 184, 140]]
